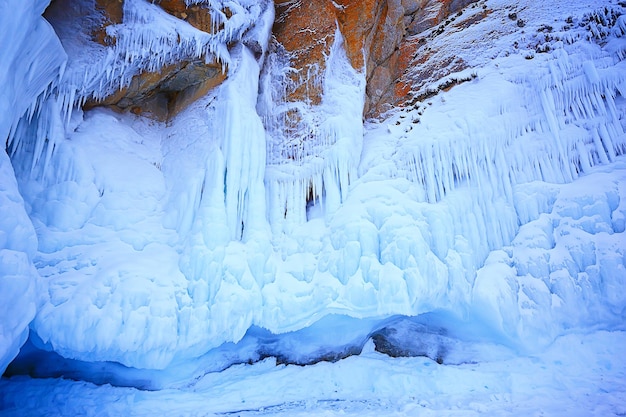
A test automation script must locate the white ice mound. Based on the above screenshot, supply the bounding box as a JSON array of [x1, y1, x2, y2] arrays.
[[0, 152, 40, 375], [4, 1, 626, 370]]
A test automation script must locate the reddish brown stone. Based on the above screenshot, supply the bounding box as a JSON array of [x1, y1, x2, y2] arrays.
[[365, 0, 481, 117], [271, 0, 481, 118], [85, 0, 230, 120], [86, 58, 226, 121], [156, 0, 216, 34], [333, 0, 380, 70], [273, 0, 339, 105], [92, 0, 124, 45], [86, 0, 483, 123]]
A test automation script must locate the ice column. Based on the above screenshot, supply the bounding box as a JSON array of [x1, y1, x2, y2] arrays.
[[216, 52, 268, 241]]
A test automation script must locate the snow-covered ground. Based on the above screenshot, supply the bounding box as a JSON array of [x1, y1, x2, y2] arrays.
[[1, 329, 625, 416]]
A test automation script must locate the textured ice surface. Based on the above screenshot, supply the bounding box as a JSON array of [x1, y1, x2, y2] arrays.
[[473, 161, 626, 347], [0, 0, 65, 373], [0, 152, 39, 375], [1, 0, 626, 374]]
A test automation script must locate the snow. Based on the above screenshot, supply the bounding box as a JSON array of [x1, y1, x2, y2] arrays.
[[1, 330, 625, 416], [0, 0, 626, 414]]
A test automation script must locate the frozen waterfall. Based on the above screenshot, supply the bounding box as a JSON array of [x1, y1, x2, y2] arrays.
[[0, 0, 625, 391]]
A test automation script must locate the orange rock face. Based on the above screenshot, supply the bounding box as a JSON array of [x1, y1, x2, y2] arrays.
[[92, 0, 124, 45], [273, 0, 479, 118], [91, 59, 226, 120], [273, 0, 387, 106], [334, 0, 380, 70], [364, 0, 483, 116], [396, 1, 490, 108], [80, 0, 481, 122], [273, 0, 339, 105], [156, 0, 216, 34]]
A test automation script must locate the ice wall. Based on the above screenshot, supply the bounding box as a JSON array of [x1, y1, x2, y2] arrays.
[[358, 6, 626, 348], [0, 151, 40, 375], [473, 166, 626, 347], [0, 0, 67, 373], [2, 0, 626, 373], [5, 0, 278, 369]]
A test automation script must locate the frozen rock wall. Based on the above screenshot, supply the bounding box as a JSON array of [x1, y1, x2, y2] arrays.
[[1, 0, 625, 375]]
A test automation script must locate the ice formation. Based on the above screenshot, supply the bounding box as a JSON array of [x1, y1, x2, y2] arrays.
[[0, 0, 66, 374], [260, 26, 366, 232], [1, 0, 625, 379]]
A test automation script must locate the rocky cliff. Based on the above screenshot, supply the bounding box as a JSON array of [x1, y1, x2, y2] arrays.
[[273, 0, 480, 117], [46, 0, 481, 121]]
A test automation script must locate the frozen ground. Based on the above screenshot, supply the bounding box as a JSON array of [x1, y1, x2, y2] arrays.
[[1, 330, 625, 416]]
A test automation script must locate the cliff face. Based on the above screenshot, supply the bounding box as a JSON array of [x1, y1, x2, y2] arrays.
[[60, 0, 480, 121], [45, 0, 227, 120], [274, 0, 479, 117]]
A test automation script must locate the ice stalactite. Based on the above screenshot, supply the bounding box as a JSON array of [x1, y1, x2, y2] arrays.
[[8, 97, 67, 182], [162, 0, 274, 242], [217, 44, 269, 241], [261, 27, 366, 233], [45, 0, 269, 128], [2, 0, 67, 181], [383, 29, 626, 266], [394, 54, 626, 208], [139, 0, 275, 365]]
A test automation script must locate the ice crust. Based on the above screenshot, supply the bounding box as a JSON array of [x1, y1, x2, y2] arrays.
[[1, 0, 626, 373]]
